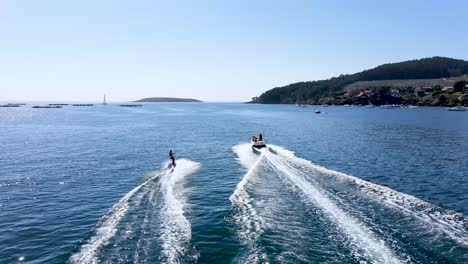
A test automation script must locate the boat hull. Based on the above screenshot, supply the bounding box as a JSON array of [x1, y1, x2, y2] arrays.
[[251, 140, 266, 149]]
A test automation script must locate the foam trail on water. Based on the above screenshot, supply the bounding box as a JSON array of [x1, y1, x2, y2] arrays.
[[230, 144, 269, 263], [270, 145, 468, 247], [159, 159, 200, 263], [133, 182, 161, 264], [69, 169, 168, 264], [264, 148, 402, 263], [313, 164, 468, 246]]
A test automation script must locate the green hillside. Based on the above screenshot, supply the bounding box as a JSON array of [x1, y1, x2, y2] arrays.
[[252, 57, 468, 106]]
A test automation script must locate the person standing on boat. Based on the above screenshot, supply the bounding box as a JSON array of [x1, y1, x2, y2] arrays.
[[169, 150, 176, 167], [258, 133, 263, 141]]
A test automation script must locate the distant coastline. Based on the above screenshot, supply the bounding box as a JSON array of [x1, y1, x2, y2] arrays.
[[251, 57, 468, 107], [134, 97, 202, 103]]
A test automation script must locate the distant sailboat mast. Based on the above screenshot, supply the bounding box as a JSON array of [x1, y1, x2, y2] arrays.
[[103, 94, 107, 105]]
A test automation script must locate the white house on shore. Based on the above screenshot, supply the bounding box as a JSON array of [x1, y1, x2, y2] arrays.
[[442, 86, 455, 92]]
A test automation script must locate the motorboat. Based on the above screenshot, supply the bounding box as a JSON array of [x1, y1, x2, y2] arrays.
[[315, 109, 321, 114], [446, 106, 466, 112], [251, 136, 266, 149]]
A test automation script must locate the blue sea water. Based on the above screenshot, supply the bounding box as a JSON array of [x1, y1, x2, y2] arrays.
[[0, 103, 467, 263]]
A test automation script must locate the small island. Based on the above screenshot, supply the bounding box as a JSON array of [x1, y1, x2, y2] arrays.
[[134, 97, 202, 103]]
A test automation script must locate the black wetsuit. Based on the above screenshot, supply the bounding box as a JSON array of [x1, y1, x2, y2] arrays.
[[169, 151, 175, 167], [259, 134, 263, 141]]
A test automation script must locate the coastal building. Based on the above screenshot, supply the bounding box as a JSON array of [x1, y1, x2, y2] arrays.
[[355, 92, 367, 98], [355, 89, 374, 98], [423, 87, 433, 95], [416, 86, 434, 96], [442, 86, 455, 92], [391, 88, 401, 97]]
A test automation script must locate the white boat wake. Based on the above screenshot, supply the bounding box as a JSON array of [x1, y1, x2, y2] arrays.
[[268, 145, 468, 247], [308, 162, 468, 247], [159, 160, 200, 263], [229, 144, 269, 263], [264, 148, 401, 263], [69, 159, 200, 264], [230, 143, 468, 263]]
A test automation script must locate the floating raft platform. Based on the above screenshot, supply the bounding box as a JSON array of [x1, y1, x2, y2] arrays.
[[32, 105, 62, 109]]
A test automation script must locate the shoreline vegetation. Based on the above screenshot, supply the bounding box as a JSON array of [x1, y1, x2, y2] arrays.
[[251, 57, 468, 107]]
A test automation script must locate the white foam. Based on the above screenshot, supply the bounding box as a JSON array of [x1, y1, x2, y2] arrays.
[[310, 163, 468, 246], [269, 145, 468, 247], [159, 159, 200, 263], [69, 169, 168, 264], [230, 144, 269, 263], [232, 143, 260, 169], [133, 180, 163, 264], [264, 150, 402, 263]]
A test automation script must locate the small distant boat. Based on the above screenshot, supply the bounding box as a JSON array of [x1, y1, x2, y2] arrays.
[[408, 105, 419, 109], [366, 105, 375, 108], [446, 106, 466, 112], [119, 104, 143, 107], [321, 104, 329, 107], [48, 103, 68, 106], [72, 104, 94, 106], [315, 109, 321, 114], [32, 105, 62, 109], [343, 104, 350, 107], [295, 102, 307, 107]]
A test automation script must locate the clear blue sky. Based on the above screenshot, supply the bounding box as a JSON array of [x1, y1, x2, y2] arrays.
[[1, 0, 467, 102]]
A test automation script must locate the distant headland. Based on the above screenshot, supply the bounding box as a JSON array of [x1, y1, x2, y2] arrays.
[[251, 57, 468, 107], [134, 97, 202, 103]]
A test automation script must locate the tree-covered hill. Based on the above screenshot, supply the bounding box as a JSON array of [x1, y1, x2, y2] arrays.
[[252, 57, 468, 105]]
